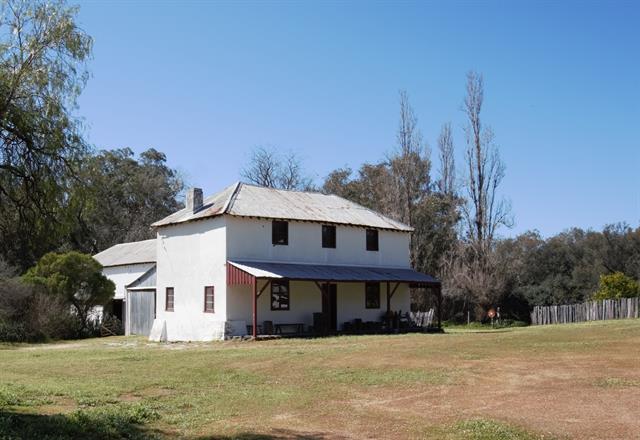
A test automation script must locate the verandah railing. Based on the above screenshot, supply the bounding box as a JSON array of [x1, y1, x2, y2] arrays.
[[531, 297, 639, 325]]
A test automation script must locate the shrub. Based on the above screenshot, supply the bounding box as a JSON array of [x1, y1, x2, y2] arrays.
[[0, 277, 75, 342], [593, 272, 639, 300], [23, 251, 115, 336]]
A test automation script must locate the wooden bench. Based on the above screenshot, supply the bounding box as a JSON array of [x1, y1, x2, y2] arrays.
[[274, 323, 304, 335]]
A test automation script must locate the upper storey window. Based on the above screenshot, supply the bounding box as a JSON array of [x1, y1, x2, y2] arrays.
[[322, 225, 336, 248], [272, 221, 288, 245], [366, 229, 379, 251]]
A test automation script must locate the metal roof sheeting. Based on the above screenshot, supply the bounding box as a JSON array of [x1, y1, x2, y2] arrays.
[[152, 182, 412, 232], [93, 239, 157, 267], [228, 260, 439, 284], [126, 266, 156, 289], [151, 183, 238, 228]]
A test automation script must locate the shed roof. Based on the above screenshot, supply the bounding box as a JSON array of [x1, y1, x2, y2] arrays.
[[152, 182, 412, 232], [228, 260, 439, 285], [93, 239, 157, 267]]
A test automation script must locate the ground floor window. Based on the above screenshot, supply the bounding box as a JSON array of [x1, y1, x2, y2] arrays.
[[271, 280, 290, 311], [204, 286, 214, 313], [365, 282, 380, 309], [165, 287, 174, 312]]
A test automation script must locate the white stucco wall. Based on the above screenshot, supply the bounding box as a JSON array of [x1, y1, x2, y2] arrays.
[[151, 217, 228, 341], [102, 264, 154, 300], [227, 281, 410, 333], [149, 215, 414, 341], [225, 217, 411, 267]]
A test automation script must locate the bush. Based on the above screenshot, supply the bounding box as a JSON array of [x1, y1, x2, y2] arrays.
[[23, 251, 115, 336], [0, 277, 75, 342], [593, 272, 639, 300], [0, 320, 27, 343]]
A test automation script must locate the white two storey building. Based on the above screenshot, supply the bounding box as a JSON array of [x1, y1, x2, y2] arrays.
[[98, 182, 441, 341]]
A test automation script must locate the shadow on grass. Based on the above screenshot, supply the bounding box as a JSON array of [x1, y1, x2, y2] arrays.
[[198, 431, 338, 439], [0, 410, 336, 440], [0, 409, 158, 440]]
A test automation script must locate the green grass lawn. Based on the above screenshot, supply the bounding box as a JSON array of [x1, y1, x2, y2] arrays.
[[1, 320, 639, 439]]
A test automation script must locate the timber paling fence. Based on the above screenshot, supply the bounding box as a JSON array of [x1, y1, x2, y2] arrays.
[[531, 297, 639, 326], [410, 309, 434, 328]]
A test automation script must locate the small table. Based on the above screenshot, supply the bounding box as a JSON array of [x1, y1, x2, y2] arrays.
[[274, 323, 304, 335]]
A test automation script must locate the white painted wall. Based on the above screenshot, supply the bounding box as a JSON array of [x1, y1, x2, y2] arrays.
[[226, 217, 411, 268], [149, 215, 413, 341], [227, 281, 410, 333], [151, 217, 228, 341], [102, 264, 154, 300]]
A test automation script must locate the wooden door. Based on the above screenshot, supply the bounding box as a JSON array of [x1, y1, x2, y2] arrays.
[[322, 284, 338, 332], [127, 289, 156, 336]]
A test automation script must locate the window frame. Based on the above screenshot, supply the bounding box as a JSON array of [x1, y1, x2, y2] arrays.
[[165, 287, 175, 312], [204, 286, 215, 313], [322, 224, 336, 249], [365, 282, 380, 309], [366, 228, 379, 251], [270, 279, 290, 311], [272, 220, 289, 246]]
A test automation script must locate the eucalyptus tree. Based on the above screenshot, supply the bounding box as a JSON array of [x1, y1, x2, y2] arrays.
[[0, 0, 92, 269]]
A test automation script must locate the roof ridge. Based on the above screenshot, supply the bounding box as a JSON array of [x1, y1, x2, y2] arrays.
[[222, 181, 242, 214], [239, 181, 324, 196]]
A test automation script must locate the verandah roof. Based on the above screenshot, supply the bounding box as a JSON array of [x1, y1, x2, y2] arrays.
[[227, 260, 440, 286]]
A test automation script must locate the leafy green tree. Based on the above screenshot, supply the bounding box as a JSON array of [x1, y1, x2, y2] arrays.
[[0, 0, 92, 270], [593, 272, 639, 300], [67, 148, 184, 254], [23, 252, 114, 334]]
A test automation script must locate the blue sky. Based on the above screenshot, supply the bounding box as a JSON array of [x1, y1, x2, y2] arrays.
[[76, 1, 639, 237]]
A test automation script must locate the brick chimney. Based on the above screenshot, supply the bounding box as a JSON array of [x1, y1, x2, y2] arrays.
[[186, 187, 203, 212]]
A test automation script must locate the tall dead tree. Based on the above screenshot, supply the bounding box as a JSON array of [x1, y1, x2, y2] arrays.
[[390, 90, 430, 226], [437, 122, 455, 196], [459, 71, 512, 311], [388, 91, 431, 268], [462, 72, 511, 253]]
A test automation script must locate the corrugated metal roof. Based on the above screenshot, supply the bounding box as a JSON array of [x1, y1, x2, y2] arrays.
[[93, 239, 157, 267], [152, 182, 412, 232], [126, 266, 156, 289], [151, 183, 238, 228], [228, 260, 439, 284]]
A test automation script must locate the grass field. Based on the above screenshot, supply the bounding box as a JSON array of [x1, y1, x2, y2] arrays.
[[1, 320, 639, 439]]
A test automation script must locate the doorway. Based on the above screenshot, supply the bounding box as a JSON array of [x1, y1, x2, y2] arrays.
[[321, 284, 338, 332], [126, 289, 156, 336]]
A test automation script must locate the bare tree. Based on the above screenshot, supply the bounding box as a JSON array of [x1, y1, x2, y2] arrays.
[[386, 90, 432, 269], [389, 90, 430, 226], [241, 146, 313, 190], [280, 152, 314, 190], [437, 122, 455, 196], [241, 147, 280, 188], [452, 71, 513, 312], [462, 72, 512, 252]]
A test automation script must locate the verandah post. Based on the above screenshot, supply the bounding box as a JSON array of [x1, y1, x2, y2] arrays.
[[252, 277, 257, 339], [437, 284, 442, 329], [386, 281, 391, 313], [386, 281, 391, 330]]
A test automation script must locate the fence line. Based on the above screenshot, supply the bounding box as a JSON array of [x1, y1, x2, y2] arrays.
[[531, 297, 639, 325], [410, 309, 434, 328]]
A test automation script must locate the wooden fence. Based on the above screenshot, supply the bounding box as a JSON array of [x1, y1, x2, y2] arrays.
[[531, 297, 639, 325], [410, 309, 434, 328]]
